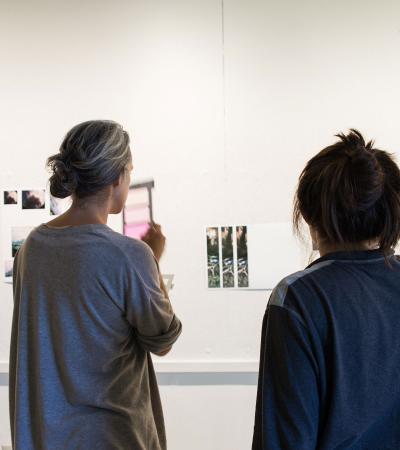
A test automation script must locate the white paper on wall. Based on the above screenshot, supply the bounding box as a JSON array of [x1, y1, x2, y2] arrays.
[[246, 223, 304, 290], [206, 222, 305, 291]]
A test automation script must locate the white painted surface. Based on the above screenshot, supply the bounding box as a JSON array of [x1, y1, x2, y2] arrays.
[[0, 387, 10, 449], [1, 0, 400, 448], [247, 223, 305, 289], [160, 384, 256, 450], [0, 0, 267, 369]]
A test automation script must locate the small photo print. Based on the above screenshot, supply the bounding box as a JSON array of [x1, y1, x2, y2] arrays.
[[4, 190, 18, 205], [12, 226, 33, 257], [207, 227, 221, 288], [4, 259, 13, 279], [22, 190, 45, 209], [221, 227, 234, 288], [236, 226, 249, 288], [50, 195, 70, 216]]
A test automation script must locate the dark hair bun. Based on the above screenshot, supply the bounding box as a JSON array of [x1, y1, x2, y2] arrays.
[[294, 129, 400, 254], [47, 155, 79, 199], [341, 137, 384, 212]]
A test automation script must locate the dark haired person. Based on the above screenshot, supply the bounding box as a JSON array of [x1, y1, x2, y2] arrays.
[[9, 120, 182, 450], [252, 130, 400, 449]]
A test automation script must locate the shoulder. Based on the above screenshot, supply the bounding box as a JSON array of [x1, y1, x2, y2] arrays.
[[82, 227, 159, 286], [100, 229, 160, 289], [269, 259, 335, 309], [100, 227, 155, 263]]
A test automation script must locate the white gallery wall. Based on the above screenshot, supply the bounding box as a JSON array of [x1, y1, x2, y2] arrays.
[[1, 0, 400, 449]]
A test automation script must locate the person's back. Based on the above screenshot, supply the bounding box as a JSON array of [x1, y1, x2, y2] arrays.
[[9, 120, 182, 450], [253, 130, 400, 449]]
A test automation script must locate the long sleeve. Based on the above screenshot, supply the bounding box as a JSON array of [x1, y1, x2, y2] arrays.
[[252, 289, 320, 450], [124, 241, 182, 354]]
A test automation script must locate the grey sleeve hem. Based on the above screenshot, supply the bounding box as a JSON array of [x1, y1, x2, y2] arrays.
[[135, 315, 183, 354]]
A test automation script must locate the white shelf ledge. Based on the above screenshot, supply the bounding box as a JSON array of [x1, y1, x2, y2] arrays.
[[153, 360, 258, 373], [0, 360, 258, 374]]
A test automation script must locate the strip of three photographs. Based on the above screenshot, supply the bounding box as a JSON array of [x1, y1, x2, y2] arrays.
[[206, 226, 249, 289]]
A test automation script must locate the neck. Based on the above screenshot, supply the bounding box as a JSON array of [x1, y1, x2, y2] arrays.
[[318, 240, 380, 258], [47, 196, 111, 227]]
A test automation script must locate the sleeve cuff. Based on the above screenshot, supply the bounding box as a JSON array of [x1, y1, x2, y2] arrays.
[[135, 314, 183, 353]]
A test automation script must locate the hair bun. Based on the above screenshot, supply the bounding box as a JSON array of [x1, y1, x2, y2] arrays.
[[347, 153, 384, 212], [47, 120, 131, 200], [47, 155, 78, 199]]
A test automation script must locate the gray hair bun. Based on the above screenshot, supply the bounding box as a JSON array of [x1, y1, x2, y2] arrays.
[[47, 120, 131, 199], [48, 155, 79, 199]]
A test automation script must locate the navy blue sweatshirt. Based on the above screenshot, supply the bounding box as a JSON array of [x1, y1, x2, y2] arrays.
[[252, 250, 400, 450]]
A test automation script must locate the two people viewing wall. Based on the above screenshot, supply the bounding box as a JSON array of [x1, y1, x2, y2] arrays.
[[9, 122, 400, 450]]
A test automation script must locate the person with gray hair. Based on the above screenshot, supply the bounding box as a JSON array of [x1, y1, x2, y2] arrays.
[[9, 120, 182, 450]]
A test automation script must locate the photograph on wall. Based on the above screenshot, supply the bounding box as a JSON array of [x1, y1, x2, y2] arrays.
[[50, 195, 71, 216], [206, 227, 221, 288], [12, 226, 34, 257], [4, 190, 18, 205], [22, 190, 45, 209], [221, 227, 234, 288], [236, 226, 249, 288], [123, 180, 154, 240], [4, 259, 13, 280], [206, 223, 303, 290]]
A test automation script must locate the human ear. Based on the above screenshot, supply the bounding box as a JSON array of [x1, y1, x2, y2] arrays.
[[309, 226, 319, 251], [113, 170, 126, 188]]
